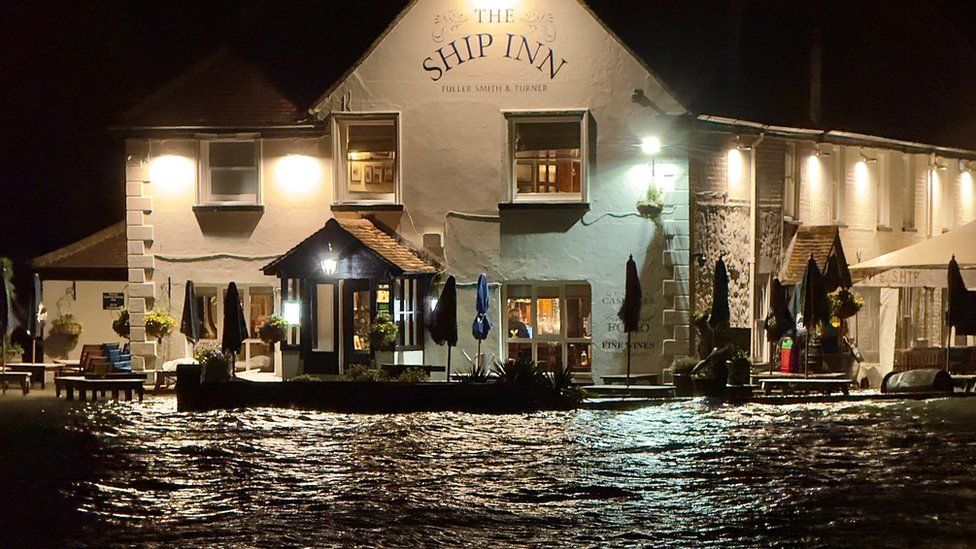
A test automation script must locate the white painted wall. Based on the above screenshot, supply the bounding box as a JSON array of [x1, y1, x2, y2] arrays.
[[42, 280, 128, 360]]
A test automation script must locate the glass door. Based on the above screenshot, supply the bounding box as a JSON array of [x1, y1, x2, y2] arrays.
[[304, 282, 339, 374]]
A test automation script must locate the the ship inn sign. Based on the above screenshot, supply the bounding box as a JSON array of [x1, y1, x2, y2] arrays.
[[422, 7, 568, 83]]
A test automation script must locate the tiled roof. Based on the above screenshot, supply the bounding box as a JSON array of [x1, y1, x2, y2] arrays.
[[779, 225, 851, 287], [117, 48, 304, 128], [32, 222, 127, 278], [334, 218, 437, 274]]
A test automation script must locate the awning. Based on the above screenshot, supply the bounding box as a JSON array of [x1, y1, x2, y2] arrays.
[[851, 220, 976, 275], [262, 217, 439, 279], [779, 225, 852, 290]]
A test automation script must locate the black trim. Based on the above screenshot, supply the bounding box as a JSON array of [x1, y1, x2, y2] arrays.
[[499, 202, 590, 211], [193, 204, 265, 213], [331, 203, 404, 212]]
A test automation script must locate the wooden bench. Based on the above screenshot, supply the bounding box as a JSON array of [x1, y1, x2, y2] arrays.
[[600, 373, 660, 385], [0, 371, 32, 395], [5, 363, 62, 389], [55, 377, 145, 402], [952, 374, 976, 393], [761, 378, 850, 396]]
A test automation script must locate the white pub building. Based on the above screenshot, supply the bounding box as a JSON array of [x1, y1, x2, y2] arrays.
[[37, 0, 976, 386]]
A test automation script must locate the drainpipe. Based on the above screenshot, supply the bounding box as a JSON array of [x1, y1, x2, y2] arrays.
[[748, 133, 765, 359]]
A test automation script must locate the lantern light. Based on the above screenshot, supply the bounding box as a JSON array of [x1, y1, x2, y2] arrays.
[[320, 243, 339, 275]]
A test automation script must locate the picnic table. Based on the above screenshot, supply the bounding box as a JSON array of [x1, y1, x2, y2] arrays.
[[0, 371, 32, 395], [55, 376, 145, 402], [600, 373, 660, 385], [5, 363, 64, 389], [760, 377, 850, 395]]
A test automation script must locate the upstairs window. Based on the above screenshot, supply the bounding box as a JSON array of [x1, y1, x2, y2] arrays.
[[200, 139, 260, 204], [334, 114, 398, 203], [508, 112, 586, 202]]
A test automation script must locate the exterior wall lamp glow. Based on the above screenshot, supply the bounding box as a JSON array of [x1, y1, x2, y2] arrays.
[[640, 136, 662, 155], [320, 244, 339, 275]]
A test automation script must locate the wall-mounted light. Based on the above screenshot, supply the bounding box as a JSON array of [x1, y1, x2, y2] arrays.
[[734, 134, 753, 151], [276, 154, 320, 194], [815, 143, 833, 157], [149, 154, 194, 189], [859, 148, 878, 163], [283, 301, 301, 325], [640, 136, 662, 155], [320, 243, 339, 275]]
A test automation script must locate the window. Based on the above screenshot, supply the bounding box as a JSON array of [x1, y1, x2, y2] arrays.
[[200, 139, 260, 204], [876, 152, 891, 228], [504, 282, 591, 372], [832, 146, 846, 224], [195, 284, 277, 372], [903, 154, 916, 230], [393, 277, 424, 349], [784, 143, 799, 220], [508, 112, 586, 202], [334, 114, 398, 203]]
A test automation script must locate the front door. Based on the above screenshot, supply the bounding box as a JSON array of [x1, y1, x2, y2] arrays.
[[343, 279, 372, 368], [305, 281, 339, 374]]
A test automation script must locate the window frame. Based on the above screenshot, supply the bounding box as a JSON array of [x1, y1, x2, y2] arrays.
[[332, 112, 401, 205], [903, 153, 917, 231], [392, 276, 425, 351], [198, 136, 262, 205], [505, 110, 589, 204], [783, 142, 800, 221], [502, 281, 592, 372]]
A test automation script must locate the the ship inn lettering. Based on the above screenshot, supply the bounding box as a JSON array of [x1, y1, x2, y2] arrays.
[[422, 8, 567, 83]]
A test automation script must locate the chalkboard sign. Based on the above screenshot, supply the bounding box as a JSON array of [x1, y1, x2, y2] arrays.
[[103, 292, 125, 310]]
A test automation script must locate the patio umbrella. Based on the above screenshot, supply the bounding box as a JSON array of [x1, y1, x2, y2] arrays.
[[221, 282, 247, 380], [471, 273, 492, 369], [947, 256, 976, 336], [801, 254, 829, 377], [618, 255, 642, 386], [0, 265, 8, 375], [765, 277, 794, 373], [180, 281, 203, 347], [426, 275, 458, 381], [708, 256, 731, 330], [28, 273, 42, 362]]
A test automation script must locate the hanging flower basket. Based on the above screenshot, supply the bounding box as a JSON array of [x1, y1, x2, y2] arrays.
[[51, 314, 82, 337], [145, 309, 176, 343], [258, 315, 289, 346], [112, 310, 131, 339], [636, 200, 663, 217], [830, 289, 863, 320]]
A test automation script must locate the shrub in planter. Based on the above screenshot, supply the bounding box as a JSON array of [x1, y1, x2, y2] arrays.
[[51, 313, 82, 337], [258, 315, 289, 346], [369, 312, 398, 352], [194, 342, 231, 382], [112, 310, 130, 339], [396, 367, 429, 383], [340, 363, 389, 382], [145, 309, 176, 343], [3, 337, 23, 363]]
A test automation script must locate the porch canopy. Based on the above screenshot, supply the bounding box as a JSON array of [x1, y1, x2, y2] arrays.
[[779, 225, 852, 290], [850, 220, 976, 288], [262, 217, 439, 279]]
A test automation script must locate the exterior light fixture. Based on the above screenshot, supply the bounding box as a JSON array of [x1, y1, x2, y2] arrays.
[[859, 148, 878, 163], [320, 243, 339, 275], [283, 301, 301, 325], [815, 143, 833, 157], [640, 136, 662, 155]]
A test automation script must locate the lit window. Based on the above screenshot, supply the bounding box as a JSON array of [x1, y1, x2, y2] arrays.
[[504, 282, 591, 372], [508, 112, 586, 202], [200, 139, 260, 204], [393, 277, 424, 350], [334, 114, 398, 203], [194, 284, 277, 372]]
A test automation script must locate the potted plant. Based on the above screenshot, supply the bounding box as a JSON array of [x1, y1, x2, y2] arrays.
[[671, 356, 698, 397], [194, 342, 231, 382], [3, 337, 23, 363], [112, 310, 130, 340], [144, 309, 176, 343], [637, 185, 664, 217], [51, 313, 82, 337], [369, 312, 398, 368], [258, 314, 289, 347]]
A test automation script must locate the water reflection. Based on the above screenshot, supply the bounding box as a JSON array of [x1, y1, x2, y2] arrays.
[[7, 397, 976, 546]]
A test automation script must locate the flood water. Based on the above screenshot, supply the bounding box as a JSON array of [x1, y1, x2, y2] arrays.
[[3, 396, 976, 547]]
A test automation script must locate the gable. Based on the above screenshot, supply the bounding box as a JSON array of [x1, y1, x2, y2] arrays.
[[312, 0, 686, 117]]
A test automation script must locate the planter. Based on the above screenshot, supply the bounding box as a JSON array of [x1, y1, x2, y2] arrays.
[[636, 201, 663, 217], [692, 377, 727, 398], [672, 373, 694, 397], [52, 323, 82, 337], [201, 361, 231, 383]]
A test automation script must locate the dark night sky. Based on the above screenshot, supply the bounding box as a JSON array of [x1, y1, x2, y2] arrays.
[[2, 0, 976, 290]]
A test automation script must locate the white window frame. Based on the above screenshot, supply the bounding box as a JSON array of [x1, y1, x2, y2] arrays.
[[502, 281, 592, 371], [198, 136, 262, 205], [332, 112, 400, 205], [832, 145, 846, 225], [903, 153, 916, 231], [876, 151, 891, 229], [505, 110, 588, 203], [784, 142, 800, 221], [195, 283, 279, 372]]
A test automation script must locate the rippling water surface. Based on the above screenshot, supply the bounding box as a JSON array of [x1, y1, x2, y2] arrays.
[[4, 396, 976, 547]]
